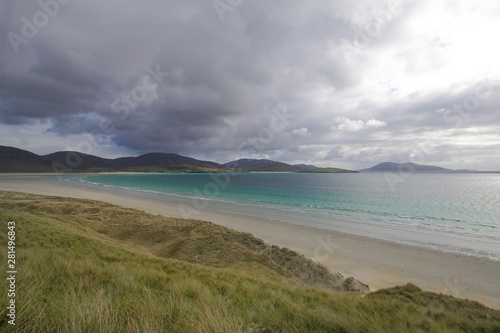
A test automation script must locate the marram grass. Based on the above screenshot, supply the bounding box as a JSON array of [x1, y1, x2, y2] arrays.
[[0, 192, 499, 332]]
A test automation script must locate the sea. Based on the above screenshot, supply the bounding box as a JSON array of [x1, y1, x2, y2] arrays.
[[68, 172, 500, 261]]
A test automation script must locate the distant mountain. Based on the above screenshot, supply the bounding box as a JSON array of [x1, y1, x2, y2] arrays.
[[241, 161, 300, 172], [300, 167, 357, 174], [359, 162, 476, 173], [0, 145, 225, 173], [223, 159, 300, 172], [223, 159, 355, 173], [0, 146, 52, 172], [0, 145, 356, 174], [44, 151, 117, 170], [50, 151, 223, 173], [292, 164, 317, 170], [223, 159, 274, 169], [113, 153, 222, 171]]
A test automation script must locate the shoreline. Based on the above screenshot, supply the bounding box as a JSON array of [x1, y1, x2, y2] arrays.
[[1, 174, 500, 310]]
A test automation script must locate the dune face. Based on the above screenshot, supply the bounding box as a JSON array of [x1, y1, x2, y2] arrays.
[[0, 192, 367, 293]]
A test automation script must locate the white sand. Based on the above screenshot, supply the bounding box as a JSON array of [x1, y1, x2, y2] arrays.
[[1, 174, 499, 310]]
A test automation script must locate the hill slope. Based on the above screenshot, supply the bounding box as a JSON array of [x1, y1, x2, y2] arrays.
[[293, 163, 317, 170], [1, 192, 499, 332], [44, 151, 117, 170], [0, 146, 52, 172], [223, 158, 275, 169], [299, 167, 358, 174], [241, 161, 301, 172], [224, 158, 354, 173], [1, 146, 355, 173], [360, 162, 475, 173], [0, 145, 226, 173], [223, 159, 300, 172]]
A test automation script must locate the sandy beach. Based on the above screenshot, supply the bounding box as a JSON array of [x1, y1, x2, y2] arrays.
[[1, 174, 499, 310]]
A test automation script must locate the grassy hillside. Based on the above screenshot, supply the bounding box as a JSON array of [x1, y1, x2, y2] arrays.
[[242, 162, 301, 172], [0, 192, 499, 332], [299, 168, 358, 174], [224, 159, 357, 173]]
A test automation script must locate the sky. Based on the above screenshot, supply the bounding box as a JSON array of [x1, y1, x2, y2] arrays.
[[1, 0, 499, 170]]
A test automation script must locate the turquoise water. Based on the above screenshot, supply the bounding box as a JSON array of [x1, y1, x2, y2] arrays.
[[73, 173, 500, 260]]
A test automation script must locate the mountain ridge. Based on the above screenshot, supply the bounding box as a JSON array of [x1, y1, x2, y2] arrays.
[[2, 145, 495, 174], [359, 162, 479, 173], [0, 145, 354, 173]]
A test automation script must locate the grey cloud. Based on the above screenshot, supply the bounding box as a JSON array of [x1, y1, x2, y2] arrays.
[[0, 0, 499, 170], [325, 146, 344, 160]]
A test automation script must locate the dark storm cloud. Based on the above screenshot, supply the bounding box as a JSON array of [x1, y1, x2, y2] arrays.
[[0, 0, 380, 149], [1, 0, 499, 169]]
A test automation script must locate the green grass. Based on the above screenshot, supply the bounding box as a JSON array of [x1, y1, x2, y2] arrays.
[[0, 192, 499, 332]]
